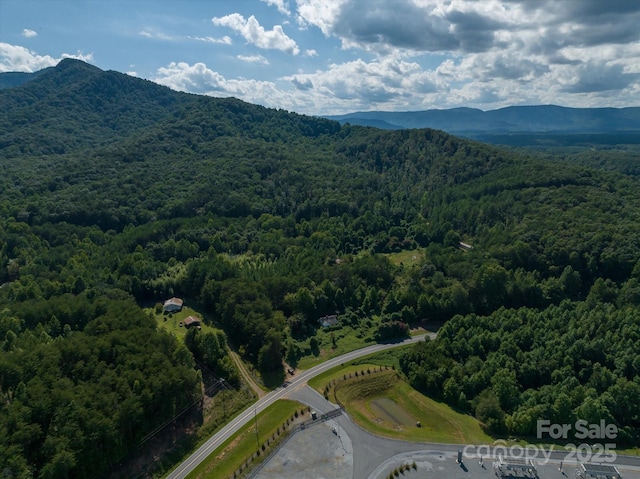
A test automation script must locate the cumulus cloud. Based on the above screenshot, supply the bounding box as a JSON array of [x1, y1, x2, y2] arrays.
[[260, 0, 291, 16], [22, 29, 37, 38], [284, 56, 442, 111], [291, 77, 313, 90], [284, 0, 640, 112], [212, 13, 299, 55], [153, 61, 293, 109], [154, 62, 226, 94], [296, 0, 640, 57], [561, 62, 640, 94], [331, 0, 459, 52], [0, 43, 93, 73], [296, 0, 346, 36], [146, 0, 640, 114]]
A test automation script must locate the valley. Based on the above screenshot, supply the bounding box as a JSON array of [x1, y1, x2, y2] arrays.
[[1, 60, 639, 478]]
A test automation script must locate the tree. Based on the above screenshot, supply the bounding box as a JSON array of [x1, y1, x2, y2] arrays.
[[472, 264, 508, 313], [258, 330, 283, 374], [475, 389, 505, 433]]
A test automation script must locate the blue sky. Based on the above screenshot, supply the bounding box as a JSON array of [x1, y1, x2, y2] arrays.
[[1, 0, 640, 115]]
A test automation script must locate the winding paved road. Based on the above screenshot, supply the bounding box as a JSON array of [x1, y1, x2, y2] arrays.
[[167, 335, 640, 479], [166, 334, 431, 478]]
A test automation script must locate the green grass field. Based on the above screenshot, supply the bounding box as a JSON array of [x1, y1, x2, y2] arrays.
[[311, 359, 492, 445], [384, 249, 424, 266], [185, 399, 305, 479], [150, 304, 217, 339], [336, 371, 492, 444]]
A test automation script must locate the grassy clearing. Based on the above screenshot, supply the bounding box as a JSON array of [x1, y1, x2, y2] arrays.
[[150, 305, 218, 340], [384, 249, 424, 266], [186, 399, 306, 479], [319, 368, 492, 445], [293, 323, 379, 369]]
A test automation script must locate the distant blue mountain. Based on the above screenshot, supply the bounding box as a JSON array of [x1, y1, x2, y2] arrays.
[[0, 68, 52, 89], [325, 105, 640, 135]]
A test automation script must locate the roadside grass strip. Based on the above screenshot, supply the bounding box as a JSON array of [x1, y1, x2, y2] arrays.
[[186, 399, 305, 479]]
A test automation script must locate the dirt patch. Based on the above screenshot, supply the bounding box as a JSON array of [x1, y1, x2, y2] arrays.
[[369, 397, 416, 428]]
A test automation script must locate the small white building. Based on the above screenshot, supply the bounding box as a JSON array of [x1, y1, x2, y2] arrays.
[[459, 241, 473, 251], [319, 314, 338, 328], [163, 297, 184, 313]]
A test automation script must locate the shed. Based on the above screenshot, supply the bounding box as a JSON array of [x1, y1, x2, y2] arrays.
[[183, 316, 201, 328]]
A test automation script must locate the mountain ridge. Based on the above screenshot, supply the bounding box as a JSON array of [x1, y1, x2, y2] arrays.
[[3, 60, 639, 137], [325, 104, 640, 135]]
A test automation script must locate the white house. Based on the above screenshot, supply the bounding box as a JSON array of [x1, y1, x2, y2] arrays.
[[163, 297, 184, 313], [319, 314, 338, 328]]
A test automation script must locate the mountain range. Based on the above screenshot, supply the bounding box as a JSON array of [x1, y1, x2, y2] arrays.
[[3, 63, 640, 142], [325, 105, 640, 135]]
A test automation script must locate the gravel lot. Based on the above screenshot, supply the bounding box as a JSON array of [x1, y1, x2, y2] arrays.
[[269, 385, 640, 479], [254, 419, 352, 479]]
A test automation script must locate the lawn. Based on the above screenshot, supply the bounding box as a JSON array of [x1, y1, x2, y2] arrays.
[[185, 399, 306, 479], [150, 304, 218, 339]]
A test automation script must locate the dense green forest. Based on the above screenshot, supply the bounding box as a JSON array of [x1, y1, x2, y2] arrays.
[[1, 59, 640, 477]]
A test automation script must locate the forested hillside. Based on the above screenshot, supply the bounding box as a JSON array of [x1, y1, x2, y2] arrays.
[[1, 59, 639, 477]]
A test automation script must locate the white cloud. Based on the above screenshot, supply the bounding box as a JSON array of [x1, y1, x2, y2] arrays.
[[189, 35, 233, 45], [150, 0, 640, 115], [0, 43, 93, 73], [296, 0, 347, 35], [238, 54, 270, 65], [288, 0, 640, 111], [139, 30, 176, 41], [261, 0, 291, 16], [212, 13, 300, 55], [295, 0, 640, 57], [21, 29, 37, 38], [153, 61, 293, 109], [283, 56, 444, 112]]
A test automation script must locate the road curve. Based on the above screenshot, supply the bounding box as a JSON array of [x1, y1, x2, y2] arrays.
[[166, 333, 432, 479]]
